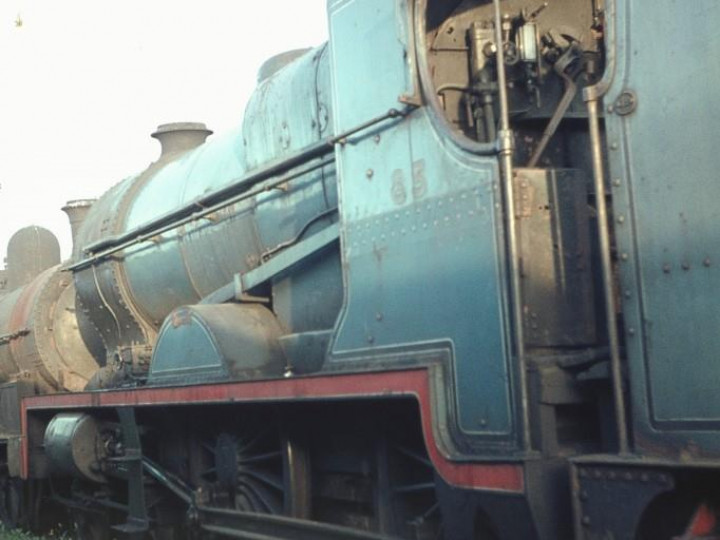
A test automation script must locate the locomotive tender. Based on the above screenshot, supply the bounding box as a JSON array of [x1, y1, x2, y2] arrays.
[[0, 0, 718, 538]]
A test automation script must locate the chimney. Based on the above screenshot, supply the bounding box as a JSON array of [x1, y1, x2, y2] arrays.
[[151, 122, 212, 158], [62, 199, 96, 250]]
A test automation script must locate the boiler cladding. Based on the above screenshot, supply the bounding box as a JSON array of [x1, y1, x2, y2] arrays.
[[70, 46, 343, 384]]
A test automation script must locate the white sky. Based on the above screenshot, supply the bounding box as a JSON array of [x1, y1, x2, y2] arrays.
[[0, 1, 328, 261]]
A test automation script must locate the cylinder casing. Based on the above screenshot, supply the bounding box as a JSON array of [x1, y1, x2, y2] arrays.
[[44, 413, 107, 482]]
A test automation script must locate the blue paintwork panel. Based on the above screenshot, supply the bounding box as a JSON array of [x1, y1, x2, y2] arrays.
[[328, 0, 515, 442], [607, 0, 720, 449], [328, 0, 412, 132]]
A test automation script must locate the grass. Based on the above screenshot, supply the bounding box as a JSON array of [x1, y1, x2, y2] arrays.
[[0, 530, 44, 540], [0, 527, 67, 539]]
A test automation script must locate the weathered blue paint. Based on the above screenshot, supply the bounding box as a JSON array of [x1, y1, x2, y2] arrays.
[[149, 304, 286, 385], [328, 0, 516, 445], [74, 45, 341, 350], [606, 0, 720, 454]]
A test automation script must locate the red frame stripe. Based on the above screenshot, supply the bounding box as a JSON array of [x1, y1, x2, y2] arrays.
[[21, 368, 523, 493]]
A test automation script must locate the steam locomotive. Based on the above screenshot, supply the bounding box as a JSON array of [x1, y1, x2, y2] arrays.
[[0, 0, 718, 538]]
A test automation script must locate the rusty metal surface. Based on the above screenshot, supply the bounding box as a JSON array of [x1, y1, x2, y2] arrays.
[[61, 200, 96, 250], [0, 266, 97, 391], [43, 412, 106, 482], [515, 168, 596, 347], [148, 303, 286, 384], [4, 227, 60, 291], [70, 46, 341, 368]]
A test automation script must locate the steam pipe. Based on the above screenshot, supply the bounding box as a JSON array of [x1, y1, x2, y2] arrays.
[[493, 0, 531, 450], [585, 98, 628, 454], [582, 0, 629, 454]]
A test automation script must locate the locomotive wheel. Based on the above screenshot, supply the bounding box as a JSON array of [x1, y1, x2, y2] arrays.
[[636, 490, 716, 540], [200, 417, 310, 518], [72, 510, 111, 540], [0, 474, 22, 528], [383, 435, 443, 539]]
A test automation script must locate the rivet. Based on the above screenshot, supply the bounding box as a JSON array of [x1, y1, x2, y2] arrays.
[[607, 105, 614, 114], [624, 290, 631, 299], [620, 253, 629, 261], [608, 471, 616, 480], [610, 142, 619, 150], [613, 178, 622, 187], [479, 419, 487, 427], [367, 335, 375, 344], [704, 257, 712, 267], [682, 262, 691, 271], [582, 516, 591, 526], [366, 169, 374, 179], [579, 470, 588, 478], [617, 215, 625, 224], [640, 473, 649, 482], [624, 472, 633, 481], [580, 490, 589, 501], [594, 470, 602, 479], [628, 327, 636, 336], [663, 264, 671, 274], [374, 134, 381, 144], [376, 312, 383, 321]]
